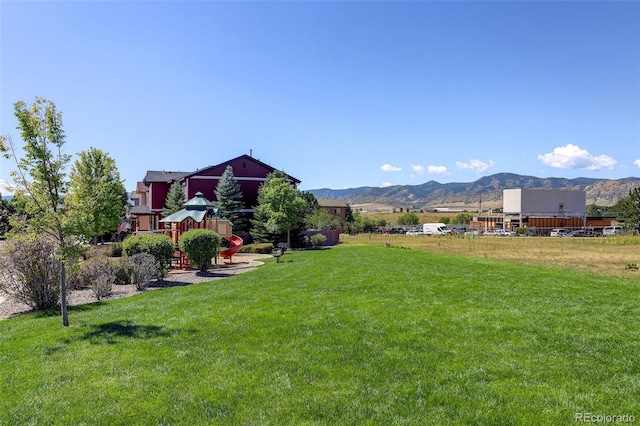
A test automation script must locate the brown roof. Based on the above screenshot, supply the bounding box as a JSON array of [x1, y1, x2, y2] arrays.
[[317, 197, 348, 208]]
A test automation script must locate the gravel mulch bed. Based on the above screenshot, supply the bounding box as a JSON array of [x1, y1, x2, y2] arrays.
[[0, 253, 270, 321]]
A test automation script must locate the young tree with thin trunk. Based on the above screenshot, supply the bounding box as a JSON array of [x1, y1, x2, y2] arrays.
[[0, 98, 76, 326]]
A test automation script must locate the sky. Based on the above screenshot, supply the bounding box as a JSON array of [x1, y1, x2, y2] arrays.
[[1, 1, 639, 196]]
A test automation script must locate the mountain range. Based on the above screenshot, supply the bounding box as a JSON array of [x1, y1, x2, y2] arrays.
[[309, 173, 640, 211]]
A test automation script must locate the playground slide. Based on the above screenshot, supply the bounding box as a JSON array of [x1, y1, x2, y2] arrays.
[[220, 235, 243, 259]]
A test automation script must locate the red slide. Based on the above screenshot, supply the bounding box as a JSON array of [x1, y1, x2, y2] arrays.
[[220, 235, 243, 259]]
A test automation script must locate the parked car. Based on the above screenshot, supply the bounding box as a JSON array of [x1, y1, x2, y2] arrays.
[[406, 227, 423, 236], [566, 230, 586, 237], [484, 229, 512, 236], [550, 228, 570, 237], [602, 226, 624, 236], [464, 230, 483, 236], [450, 226, 468, 235], [388, 227, 407, 234]]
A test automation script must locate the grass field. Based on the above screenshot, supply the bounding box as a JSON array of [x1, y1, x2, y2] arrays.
[[343, 233, 640, 279], [1, 244, 639, 424]]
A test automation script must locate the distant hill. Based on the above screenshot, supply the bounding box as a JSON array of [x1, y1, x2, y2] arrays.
[[309, 173, 640, 211]]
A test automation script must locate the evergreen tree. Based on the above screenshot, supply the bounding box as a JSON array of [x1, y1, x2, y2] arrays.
[[162, 182, 185, 217], [301, 191, 320, 217], [214, 165, 247, 232]]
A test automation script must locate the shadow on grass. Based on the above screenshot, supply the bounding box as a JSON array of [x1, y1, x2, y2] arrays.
[[83, 320, 171, 344]]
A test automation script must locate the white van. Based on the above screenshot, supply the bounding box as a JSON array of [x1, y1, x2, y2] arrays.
[[423, 223, 452, 235], [603, 226, 623, 236]]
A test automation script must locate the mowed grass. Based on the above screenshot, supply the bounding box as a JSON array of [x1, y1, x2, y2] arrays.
[[1, 245, 639, 424]]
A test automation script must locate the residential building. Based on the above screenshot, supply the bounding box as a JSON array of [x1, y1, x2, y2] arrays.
[[131, 154, 300, 232]]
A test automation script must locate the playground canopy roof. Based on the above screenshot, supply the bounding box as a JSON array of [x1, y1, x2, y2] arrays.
[[159, 192, 217, 223]]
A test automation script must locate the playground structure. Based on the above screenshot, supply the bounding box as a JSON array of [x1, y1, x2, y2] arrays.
[[157, 192, 243, 269]]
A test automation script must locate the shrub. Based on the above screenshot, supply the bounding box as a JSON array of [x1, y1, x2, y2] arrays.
[[129, 253, 161, 291], [309, 233, 327, 247], [123, 234, 174, 276], [0, 239, 61, 310], [83, 257, 115, 300], [107, 242, 123, 257], [179, 229, 221, 271], [240, 243, 274, 254], [112, 257, 135, 285]]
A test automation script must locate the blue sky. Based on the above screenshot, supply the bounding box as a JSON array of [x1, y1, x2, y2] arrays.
[[1, 1, 639, 196]]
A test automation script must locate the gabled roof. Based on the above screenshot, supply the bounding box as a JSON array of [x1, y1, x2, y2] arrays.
[[130, 205, 152, 215], [143, 170, 191, 184], [183, 154, 301, 184], [317, 197, 348, 208]]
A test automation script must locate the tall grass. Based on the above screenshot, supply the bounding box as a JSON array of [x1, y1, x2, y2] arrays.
[[344, 233, 640, 278], [1, 246, 638, 424]]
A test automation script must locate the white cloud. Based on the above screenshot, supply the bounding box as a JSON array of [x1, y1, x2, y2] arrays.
[[0, 179, 13, 196], [537, 144, 617, 170], [634, 159, 640, 168], [456, 159, 495, 173], [411, 165, 425, 174], [382, 182, 393, 187], [380, 164, 401, 172], [427, 165, 450, 177]]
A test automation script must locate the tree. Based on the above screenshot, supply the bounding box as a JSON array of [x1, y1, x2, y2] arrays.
[[67, 147, 126, 244], [214, 165, 247, 232], [306, 209, 340, 231], [0, 98, 75, 326], [251, 170, 288, 243], [612, 187, 640, 231], [162, 181, 186, 217], [253, 174, 306, 247], [452, 213, 473, 225], [397, 212, 419, 226], [301, 191, 320, 217]]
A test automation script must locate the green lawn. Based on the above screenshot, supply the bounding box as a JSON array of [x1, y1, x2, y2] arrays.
[[1, 245, 639, 425]]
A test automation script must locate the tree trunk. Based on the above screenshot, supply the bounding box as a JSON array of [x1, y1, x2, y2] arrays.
[[60, 263, 69, 327]]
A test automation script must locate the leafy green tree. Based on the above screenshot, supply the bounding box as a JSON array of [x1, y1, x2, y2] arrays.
[[0, 193, 15, 236], [0, 98, 77, 326], [162, 181, 186, 217], [306, 209, 340, 231], [251, 170, 288, 243], [397, 212, 419, 226], [439, 217, 451, 224], [452, 213, 473, 225], [67, 147, 126, 244], [214, 165, 247, 232], [586, 204, 606, 217], [627, 187, 640, 231], [253, 174, 306, 247], [611, 187, 640, 231]]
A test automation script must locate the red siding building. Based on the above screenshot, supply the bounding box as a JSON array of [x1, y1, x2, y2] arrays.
[[131, 154, 300, 232]]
